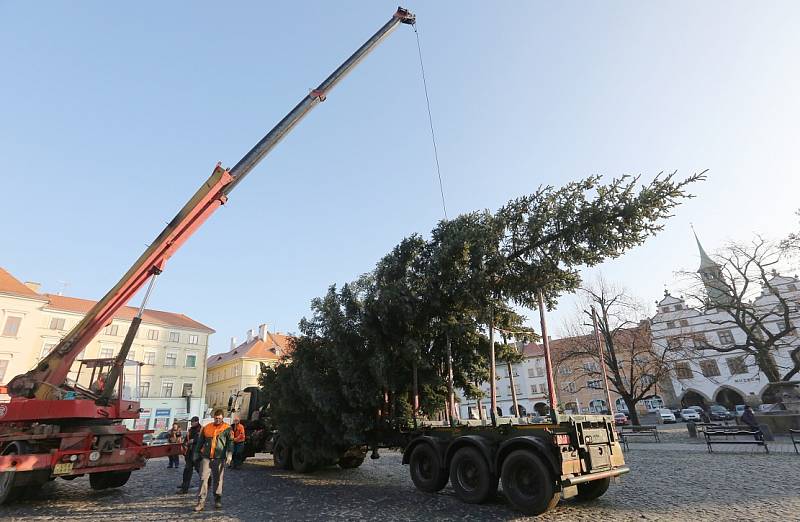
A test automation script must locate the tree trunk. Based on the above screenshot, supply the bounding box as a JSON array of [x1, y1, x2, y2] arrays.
[[623, 396, 640, 425], [755, 349, 781, 382], [446, 336, 456, 424], [489, 306, 497, 424], [507, 360, 520, 417]]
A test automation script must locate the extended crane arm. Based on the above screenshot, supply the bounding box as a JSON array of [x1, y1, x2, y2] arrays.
[[8, 7, 415, 400]]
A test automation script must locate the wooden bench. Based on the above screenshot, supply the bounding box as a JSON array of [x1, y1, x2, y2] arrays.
[[704, 428, 769, 454], [790, 429, 800, 455], [617, 425, 660, 449]]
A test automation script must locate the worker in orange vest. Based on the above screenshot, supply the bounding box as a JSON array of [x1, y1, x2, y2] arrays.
[[193, 409, 233, 512], [231, 415, 246, 469]]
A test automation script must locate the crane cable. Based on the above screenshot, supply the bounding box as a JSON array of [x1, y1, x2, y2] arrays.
[[413, 23, 448, 221]]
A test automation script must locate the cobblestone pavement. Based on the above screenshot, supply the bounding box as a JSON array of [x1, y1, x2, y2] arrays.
[[2, 443, 799, 521]]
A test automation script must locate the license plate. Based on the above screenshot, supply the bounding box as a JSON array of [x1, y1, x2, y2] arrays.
[[53, 462, 74, 475]]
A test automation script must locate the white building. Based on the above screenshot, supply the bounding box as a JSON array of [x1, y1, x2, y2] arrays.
[[652, 236, 800, 409], [458, 343, 558, 419]]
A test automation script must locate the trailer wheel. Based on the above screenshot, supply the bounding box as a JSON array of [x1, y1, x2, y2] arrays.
[[408, 443, 448, 493], [449, 447, 497, 504], [0, 444, 21, 505], [272, 439, 293, 470], [290, 447, 315, 473], [89, 470, 132, 490], [574, 477, 610, 501], [500, 450, 559, 516], [338, 456, 365, 469]]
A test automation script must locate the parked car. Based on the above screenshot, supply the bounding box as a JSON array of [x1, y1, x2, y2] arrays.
[[148, 431, 170, 446], [659, 408, 676, 423], [688, 405, 704, 414], [680, 408, 701, 422], [709, 405, 734, 421], [614, 412, 629, 425]]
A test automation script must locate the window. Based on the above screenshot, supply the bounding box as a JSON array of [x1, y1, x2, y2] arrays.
[[127, 350, 136, 362], [185, 354, 197, 368], [181, 383, 193, 397], [147, 329, 159, 341], [583, 361, 599, 372], [105, 324, 119, 336], [716, 330, 734, 345], [527, 368, 535, 378], [700, 359, 721, 377], [530, 384, 538, 395], [675, 304, 684, 310], [536, 365, 544, 377], [49, 317, 65, 330], [161, 382, 174, 398], [726, 356, 747, 375], [661, 306, 671, 313], [563, 382, 577, 393], [165, 352, 177, 367], [558, 366, 573, 375], [666, 321, 676, 329], [680, 319, 689, 327], [538, 383, 547, 394], [144, 352, 156, 365], [675, 362, 692, 379], [587, 379, 602, 389], [99, 347, 114, 359], [169, 331, 180, 343], [2, 316, 22, 337], [692, 335, 706, 348], [667, 337, 682, 349], [40, 342, 57, 358], [0, 359, 8, 384], [788, 283, 798, 292], [188, 334, 199, 345], [641, 374, 656, 385], [140, 382, 150, 398]]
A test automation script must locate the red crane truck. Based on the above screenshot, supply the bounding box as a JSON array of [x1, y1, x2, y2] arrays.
[[0, 7, 416, 503]]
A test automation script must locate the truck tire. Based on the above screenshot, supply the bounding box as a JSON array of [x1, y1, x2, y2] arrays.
[[89, 470, 132, 490], [500, 450, 559, 516], [290, 447, 315, 473], [272, 439, 293, 470], [408, 443, 448, 493], [574, 477, 610, 501], [0, 444, 20, 505], [449, 446, 497, 504], [338, 456, 365, 469]]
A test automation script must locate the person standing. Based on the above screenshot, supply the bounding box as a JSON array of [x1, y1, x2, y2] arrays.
[[167, 422, 183, 469], [194, 409, 233, 512], [231, 415, 246, 469], [177, 416, 202, 494]]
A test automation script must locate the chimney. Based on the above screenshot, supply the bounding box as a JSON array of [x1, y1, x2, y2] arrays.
[[246, 329, 254, 342], [230, 337, 237, 350], [258, 324, 268, 341], [24, 281, 41, 293]]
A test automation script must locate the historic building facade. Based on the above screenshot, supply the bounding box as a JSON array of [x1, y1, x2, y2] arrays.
[[0, 266, 214, 430], [652, 236, 800, 410]]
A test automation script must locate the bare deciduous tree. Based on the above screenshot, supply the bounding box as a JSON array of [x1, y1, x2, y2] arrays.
[[678, 237, 800, 383], [558, 279, 674, 425]]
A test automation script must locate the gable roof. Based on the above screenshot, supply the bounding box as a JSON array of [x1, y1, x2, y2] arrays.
[[44, 294, 214, 333], [208, 332, 294, 368], [0, 267, 47, 300]]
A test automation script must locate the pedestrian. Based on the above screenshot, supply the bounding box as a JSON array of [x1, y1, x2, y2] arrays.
[[167, 422, 183, 469], [740, 405, 763, 440], [177, 416, 202, 494], [231, 415, 246, 469], [699, 408, 710, 424], [194, 409, 233, 512]]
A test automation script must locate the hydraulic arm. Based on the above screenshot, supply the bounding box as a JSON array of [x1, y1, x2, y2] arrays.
[[7, 7, 415, 400]]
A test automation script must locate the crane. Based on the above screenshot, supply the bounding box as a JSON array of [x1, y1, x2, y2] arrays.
[[0, 7, 415, 503]]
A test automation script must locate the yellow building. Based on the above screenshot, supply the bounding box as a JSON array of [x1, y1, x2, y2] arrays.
[[206, 325, 292, 414], [0, 266, 214, 431], [0, 268, 48, 385]]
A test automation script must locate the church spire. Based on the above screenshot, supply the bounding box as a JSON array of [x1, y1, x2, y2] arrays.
[[691, 225, 729, 307]]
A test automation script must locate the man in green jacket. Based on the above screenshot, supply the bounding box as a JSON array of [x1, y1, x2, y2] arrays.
[[193, 409, 233, 511]]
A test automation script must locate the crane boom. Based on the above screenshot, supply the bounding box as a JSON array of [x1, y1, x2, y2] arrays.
[[8, 7, 415, 400]]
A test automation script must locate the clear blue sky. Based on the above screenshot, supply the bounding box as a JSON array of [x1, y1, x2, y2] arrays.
[[3, 2, 799, 353]]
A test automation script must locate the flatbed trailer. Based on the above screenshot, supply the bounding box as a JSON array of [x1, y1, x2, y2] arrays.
[[254, 412, 628, 516]]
